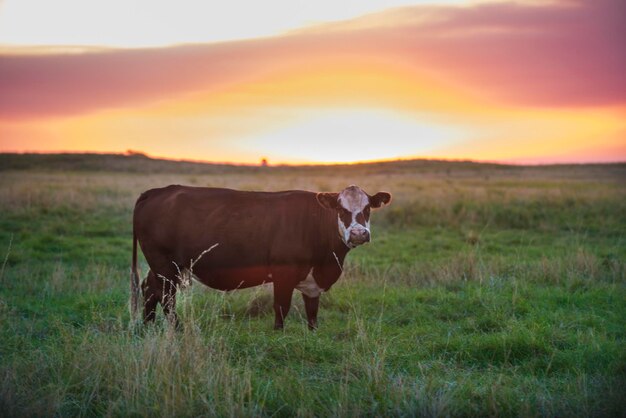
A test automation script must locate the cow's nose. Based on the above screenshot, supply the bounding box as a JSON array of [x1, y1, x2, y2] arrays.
[[350, 228, 370, 244]]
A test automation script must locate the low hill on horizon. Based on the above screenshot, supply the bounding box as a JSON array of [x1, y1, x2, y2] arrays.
[[1, 152, 624, 180]]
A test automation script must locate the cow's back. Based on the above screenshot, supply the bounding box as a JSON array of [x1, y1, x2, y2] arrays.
[[133, 186, 334, 289]]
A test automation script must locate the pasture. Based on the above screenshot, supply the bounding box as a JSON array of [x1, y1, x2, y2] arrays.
[[0, 154, 625, 417]]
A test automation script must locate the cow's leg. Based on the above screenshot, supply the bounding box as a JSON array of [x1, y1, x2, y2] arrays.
[[161, 278, 180, 329], [142, 266, 179, 327], [141, 270, 161, 324], [273, 282, 295, 330], [302, 293, 320, 330]]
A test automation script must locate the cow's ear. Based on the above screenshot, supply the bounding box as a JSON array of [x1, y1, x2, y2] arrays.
[[370, 192, 392, 208], [316, 192, 340, 209]]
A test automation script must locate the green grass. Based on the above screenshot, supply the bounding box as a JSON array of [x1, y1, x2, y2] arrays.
[[0, 155, 625, 417]]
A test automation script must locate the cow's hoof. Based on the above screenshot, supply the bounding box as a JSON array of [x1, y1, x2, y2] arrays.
[[273, 323, 284, 331]]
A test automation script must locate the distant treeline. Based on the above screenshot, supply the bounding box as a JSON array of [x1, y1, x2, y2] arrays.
[[0, 152, 624, 179]]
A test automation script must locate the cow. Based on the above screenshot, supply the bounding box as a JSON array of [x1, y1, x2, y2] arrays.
[[130, 185, 391, 330]]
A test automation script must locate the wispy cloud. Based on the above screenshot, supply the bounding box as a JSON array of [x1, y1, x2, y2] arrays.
[[1, 0, 624, 120]]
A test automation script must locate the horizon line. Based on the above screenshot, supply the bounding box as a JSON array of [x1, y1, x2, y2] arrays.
[[1, 150, 625, 168]]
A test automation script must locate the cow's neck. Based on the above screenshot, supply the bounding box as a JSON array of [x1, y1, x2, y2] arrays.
[[311, 235, 349, 291], [311, 208, 350, 288], [319, 206, 350, 262], [330, 235, 350, 261]]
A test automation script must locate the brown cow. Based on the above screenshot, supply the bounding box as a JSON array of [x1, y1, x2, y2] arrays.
[[130, 185, 391, 329]]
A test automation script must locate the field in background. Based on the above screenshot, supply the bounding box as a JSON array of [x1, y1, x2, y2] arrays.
[[1, 154, 625, 417]]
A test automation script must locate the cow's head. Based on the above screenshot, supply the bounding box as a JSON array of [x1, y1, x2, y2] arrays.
[[316, 185, 392, 248]]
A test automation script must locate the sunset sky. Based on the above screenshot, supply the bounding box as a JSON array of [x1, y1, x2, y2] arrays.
[[0, 0, 624, 164]]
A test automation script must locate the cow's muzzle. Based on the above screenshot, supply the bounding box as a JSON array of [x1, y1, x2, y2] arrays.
[[348, 228, 370, 247]]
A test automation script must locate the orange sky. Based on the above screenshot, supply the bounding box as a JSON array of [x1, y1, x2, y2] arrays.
[[0, 0, 625, 164]]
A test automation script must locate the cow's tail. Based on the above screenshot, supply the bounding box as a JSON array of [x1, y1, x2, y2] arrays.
[[130, 227, 141, 322]]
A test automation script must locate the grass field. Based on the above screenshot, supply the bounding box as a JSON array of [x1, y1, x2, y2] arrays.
[[1, 154, 625, 417]]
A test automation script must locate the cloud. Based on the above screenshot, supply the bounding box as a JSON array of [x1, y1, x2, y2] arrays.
[[383, 0, 626, 107], [0, 0, 624, 120], [0, 41, 298, 119]]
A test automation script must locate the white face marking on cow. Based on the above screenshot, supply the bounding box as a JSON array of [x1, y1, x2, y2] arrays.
[[337, 185, 371, 248], [295, 272, 323, 298]]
